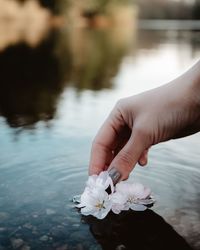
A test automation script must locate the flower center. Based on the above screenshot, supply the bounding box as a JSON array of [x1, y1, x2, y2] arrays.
[[127, 196, 136, 204], [95, 201, 105, 209]]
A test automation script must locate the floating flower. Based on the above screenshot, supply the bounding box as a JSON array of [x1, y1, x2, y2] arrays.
[[114, 182, 154, 212], [86, 171, 114, 193], [76, 187, 112, 219], [111, 191, 127, 214], [73, 171, 155, 219]]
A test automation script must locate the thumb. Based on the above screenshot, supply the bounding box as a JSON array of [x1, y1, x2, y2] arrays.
[[108, 130, 147, 181]]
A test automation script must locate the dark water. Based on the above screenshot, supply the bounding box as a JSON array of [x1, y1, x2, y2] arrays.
[[0, 27, 200, 250]]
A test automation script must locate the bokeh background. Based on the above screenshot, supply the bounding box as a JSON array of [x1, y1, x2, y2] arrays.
[[0, 1, 200, 250]]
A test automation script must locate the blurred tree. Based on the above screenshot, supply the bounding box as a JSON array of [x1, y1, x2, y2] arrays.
[[16, 0, 136, 15], [0, 32, 67, 128], [0, 25, 135, 127], [192, 0, 200, 19], [138, 0, 199, 20], [17, 0, 60, 13], [0, 0, 137, 128]]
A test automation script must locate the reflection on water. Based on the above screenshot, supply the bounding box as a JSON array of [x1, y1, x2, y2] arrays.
[[0, 21, 200, 250], [0, 33, 64, 128], [0, 0, 58, 50], [0, 26, 133, 127], [85, 210, 193, 250], [57, 27, 133, 90]]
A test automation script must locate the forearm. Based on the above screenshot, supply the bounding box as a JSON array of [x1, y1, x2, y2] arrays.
[[190, 60, 200, 109], [180, 60, 200, 109], [89, 59, 200, 179], [171, 59, 200, 136]]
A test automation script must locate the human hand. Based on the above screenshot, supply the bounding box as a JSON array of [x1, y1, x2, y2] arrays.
[[89, 61, 200, 182]]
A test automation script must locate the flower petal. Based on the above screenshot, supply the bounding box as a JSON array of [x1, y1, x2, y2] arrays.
[[137, 197, 155, 205], [72, 195, 81, 203], [76, 203, 84, 208], [97, 171, 114, 192], [73, 171, 154, 219], [95, 206, 111, 219], [130, 204, 147, 211], [81, 206, 96, 216], [86, 175, 98, 188]]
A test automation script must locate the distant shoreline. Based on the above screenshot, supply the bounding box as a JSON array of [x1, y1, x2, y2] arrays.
[[138, 19, 200, 30]]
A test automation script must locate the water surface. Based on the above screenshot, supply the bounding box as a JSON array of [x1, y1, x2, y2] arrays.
[[0, 28, 200, 249]]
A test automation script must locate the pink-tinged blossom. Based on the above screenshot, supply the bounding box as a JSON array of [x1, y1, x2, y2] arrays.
[[114, 182, 153, 212], [73, 171, 155, 219], [76, 187, 112, 219], [86, 171, 114, 193]]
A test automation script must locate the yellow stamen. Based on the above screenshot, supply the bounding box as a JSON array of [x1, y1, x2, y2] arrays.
[[95, 201, 105, 209]]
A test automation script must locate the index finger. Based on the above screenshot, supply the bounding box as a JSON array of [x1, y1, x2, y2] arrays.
[[89, 110, 124, 175]]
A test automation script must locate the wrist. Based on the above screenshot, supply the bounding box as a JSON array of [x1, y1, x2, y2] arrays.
[[189, 60, 200, 109], [176, 60, 200, 110]]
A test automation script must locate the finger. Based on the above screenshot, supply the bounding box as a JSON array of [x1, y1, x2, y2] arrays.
[[89, 140, 114, 175], [113, 126, 131, 157], [108, 129, 148, 181], [138, 149, 149, 166], [89, 110, 125, 175]]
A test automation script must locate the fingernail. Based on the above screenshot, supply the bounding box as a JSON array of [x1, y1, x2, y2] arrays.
[[108, 168, 121, 185], [140, 159, 146, 166]]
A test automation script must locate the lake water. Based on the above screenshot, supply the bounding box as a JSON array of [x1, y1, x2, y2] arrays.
[[0, 27, 200, 250]]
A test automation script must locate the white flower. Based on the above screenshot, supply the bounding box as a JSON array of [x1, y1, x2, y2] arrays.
[[86, 171, 114, 193], [116, 182, 151, 199], [111, 192, 127, 214], [114, 182, 153, 212], [76, 187, 112, 219], [73, 171, 155, 219]]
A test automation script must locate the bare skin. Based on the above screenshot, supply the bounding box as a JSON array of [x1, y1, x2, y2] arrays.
[[89, 60, 200, 181]]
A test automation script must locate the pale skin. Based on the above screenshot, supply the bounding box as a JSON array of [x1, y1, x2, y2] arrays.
[[89, 60, 200, 181]]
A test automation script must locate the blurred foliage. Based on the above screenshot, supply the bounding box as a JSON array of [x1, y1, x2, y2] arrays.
[[0, 33, 64, 128], [0, 0, 136, 128], [0, 0, 54, 51], [18, 0, 135, 14], [138, 0, 200, 20], [0, 25, 133, 127], [15, 0, 200, 20], [192, 0, 200, 20], [0, 0, 199, 129], [58, 0, 135, 14], [1, 25, 199, 128], [17, 0, 200, 20], [55, 27, 133, 90], [17, 0, 136, 15]]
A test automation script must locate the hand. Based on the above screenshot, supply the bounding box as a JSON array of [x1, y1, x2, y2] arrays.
[[89, 60, 200, 181]]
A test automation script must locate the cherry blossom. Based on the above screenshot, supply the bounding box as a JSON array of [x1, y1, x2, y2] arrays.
[[114, 182, 154, 212], [73, 171, 155, 219], [86, 171, 114, 193], [76, 187, 112, 219]]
